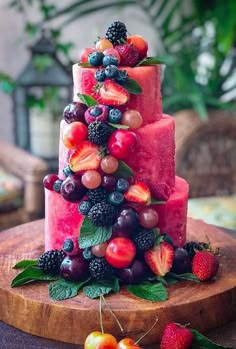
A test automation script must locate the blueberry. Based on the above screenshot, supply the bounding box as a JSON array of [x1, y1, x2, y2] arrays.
[[78, 200, 93, 215], [63, 165, 74, 177], [108, 108, 122, 123], [105, 65, 119, 78], [88, 51, 104, 66], [82, 247, 95, 261], [53, 179, 63, 193], [95, 68, 106, 82], [115, 69, 128, 84], [103, 54, 119, 67], [108, 191, 124, 206], [116, 178, 129, 193], [90, 106, 103, 117]]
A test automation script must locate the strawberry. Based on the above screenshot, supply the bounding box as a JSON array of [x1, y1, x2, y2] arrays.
[[160, 322, 193, 349], [127, 35, 148, 59], [69, 141, 102, 172], [97, 80, 129, 105], [115, 43, 140, 67], [192, 250, 219, 281], [124, 181, 151, 205], [144, 241, 174, 276]]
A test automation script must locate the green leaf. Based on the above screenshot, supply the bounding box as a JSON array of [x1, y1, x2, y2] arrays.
[[77, 93, 98, 106], [127, 282, 168, 301], [151, 198, 165, 204], [0, 72, 16, 94], [79, 217, 112, 249], [163, 274, 179, 285], [191, 328, 233, 349], [167, 272, 200, 282], [108, 123, 129, 129], [122, 78, 142, 94], [137, 56, 165, 66], [11, 265, 59, 287], [83, 278, 120, 299], [13, 259, 38, 269], [114, 160, 134, 178], [49, 278, 89, 300], [78, 62, 91, 67]]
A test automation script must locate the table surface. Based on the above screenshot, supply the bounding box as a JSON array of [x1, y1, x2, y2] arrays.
[[0, 220, 236, 349]]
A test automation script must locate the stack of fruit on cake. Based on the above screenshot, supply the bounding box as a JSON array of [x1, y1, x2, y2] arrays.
[[43, 21, 190, 285]]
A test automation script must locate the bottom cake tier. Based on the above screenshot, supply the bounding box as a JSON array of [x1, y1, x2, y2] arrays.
[[1, 218, 236, 345]]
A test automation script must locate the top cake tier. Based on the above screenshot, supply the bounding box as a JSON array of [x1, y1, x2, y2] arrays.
[[72, 64, 162, 125]]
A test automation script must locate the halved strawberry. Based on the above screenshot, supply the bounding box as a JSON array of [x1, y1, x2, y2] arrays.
[[124, 181, 151, 204], [144, 241, 174, 276], [69, 141, 102, 172], [97, 79, 129, 105]]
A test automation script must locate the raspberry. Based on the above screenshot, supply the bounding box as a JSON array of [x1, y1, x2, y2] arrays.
[[115, 43, 139, 67], [88, 120, 111, 145], [105, 21, 127, 45], [132, 229, 155, 251], [38, 250, 66, 275], [84, 105, 108, 124], [88, 202, 116, 226], [89, 257, 115, 280], [87, 186, 108, 204]]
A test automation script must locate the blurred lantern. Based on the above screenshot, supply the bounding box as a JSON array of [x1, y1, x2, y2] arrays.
[[13, 29, 72, 164]]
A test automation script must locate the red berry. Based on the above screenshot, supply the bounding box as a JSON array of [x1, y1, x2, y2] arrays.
[[144, 241, 174, 276], [97, 80, 130, 106], [192, 250, 219, 281], [160, 322, 193, 349], [105, 237, 136, 268], [115, 43, 140, 67], [63, 121, 88, 149], [69, 141, 102, 172], [107, 129, 137, 159], [127, 35, 148, 59], [139, 207, 159, 228], [124, 181, 151, 205], [79, 47, 95, 62], [43, 174, 59, 190]]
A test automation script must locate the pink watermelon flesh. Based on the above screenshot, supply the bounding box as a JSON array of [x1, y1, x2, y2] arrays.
[[72, 64, 162, 125], [45, 189, 83, 251], [154, 176, 189, 247]]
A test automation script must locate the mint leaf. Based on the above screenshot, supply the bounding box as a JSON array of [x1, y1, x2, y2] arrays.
[[79, 217, 112, 248], [168, 272, 200, 282], [11, 265, 59, 287], [108, 122, 129, 129], [77, 93, 98, 106], [83, 278, 120, 299], [49, 278, 89, 300], [151, 198, 165, 204], [13, 259, 38, 269], [191, 328, 233, 349], [122, 78, 142, 94], [114, 160, 134, 178], [127, 282, 168, 301], [137, 56, 165, 66], [78, 62, 91, 67], [163, 274, 179, 285]]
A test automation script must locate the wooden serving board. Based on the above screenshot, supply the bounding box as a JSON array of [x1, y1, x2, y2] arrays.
[[0, 218, 236, 345]]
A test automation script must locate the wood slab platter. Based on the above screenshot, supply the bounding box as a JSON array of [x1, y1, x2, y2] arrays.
[[0, 217, 236, 345]]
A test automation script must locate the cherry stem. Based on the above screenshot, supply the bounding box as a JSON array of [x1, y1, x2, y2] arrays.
[[134, 318, 159, 345], [99, 295, 104, 334], [101, 294, 124, 333]]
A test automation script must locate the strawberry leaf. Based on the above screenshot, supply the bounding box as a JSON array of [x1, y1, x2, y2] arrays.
[[49, 278, 90, 300], [191, 328, 233, 349], [127, 282, 168, 301], [79, 217, 112, 248], [13, 259, 38, 269], [122, 78, 142, 94], [108, 122, 129, 129], [11, 265, 59, 287], [83, 278, 120, 299], [114, 160, 134, 178], [137, 56, 165, 66], [167, 272, 200, 282], [77, 93, 98, 106]]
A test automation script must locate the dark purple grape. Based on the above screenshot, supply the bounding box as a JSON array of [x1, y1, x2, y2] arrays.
[[113, 207, 139, 234], [101, 174, 117, 191], [118, 259, 147, 284], [63, 102, 88, 124], [60, 174, 86, 202], [60, 255, 89, 281], [171, 247, 192, 274]]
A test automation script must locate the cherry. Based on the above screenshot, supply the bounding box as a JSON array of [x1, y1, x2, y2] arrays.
[[105, 237, 136, 268], [117, 338, 141, 349], [63, 102, 87, 124], [43, 173, 59, 190], [107, 129, 137, 159], [60, 255, 89, 281], [63, 121, 88, 149], [84, 331, 117, 349]]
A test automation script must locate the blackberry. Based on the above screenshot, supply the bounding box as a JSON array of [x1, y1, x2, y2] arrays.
[[132, 229, 155, 251], [88, 120, 111, 145], [87, 186, 108, 204], [105, 21, 127, 45], [89, 257, 115, 280], [88, 201, 116, 226], [78, 200, 93, 215], [38, 249, 66, 275], [184, 241, 209, 260]]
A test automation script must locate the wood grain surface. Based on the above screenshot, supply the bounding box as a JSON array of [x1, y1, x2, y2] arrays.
[[0, 218, 236, 345]]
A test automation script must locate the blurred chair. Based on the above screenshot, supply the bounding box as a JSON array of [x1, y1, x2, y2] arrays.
[[0, 140, 48, 230]]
